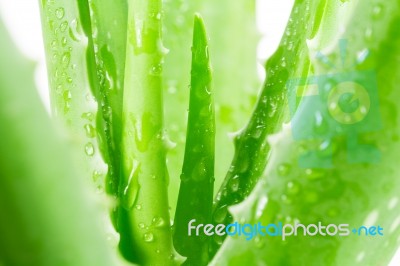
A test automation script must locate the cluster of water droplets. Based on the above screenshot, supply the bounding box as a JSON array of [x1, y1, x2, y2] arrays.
[[43, 2, 113, 195]]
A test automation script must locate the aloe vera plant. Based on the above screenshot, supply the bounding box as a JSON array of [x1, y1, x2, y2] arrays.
[[173, 14, 215, 265], [1, 0, 400, 265]]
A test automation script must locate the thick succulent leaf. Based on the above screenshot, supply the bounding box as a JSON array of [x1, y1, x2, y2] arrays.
[[39, 0, 128, 238], [211, 0, 316, 247], [118, 0, 178, 264], [173, 14, 215, 265], [87, 0, 128, 196], [211, 0, 400, 265], [163, 0, 260, 216], [0, 17, 125, 266], [39, 0, 107, 188]]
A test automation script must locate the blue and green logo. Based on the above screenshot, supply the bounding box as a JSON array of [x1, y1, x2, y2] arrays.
[[287, 40, 382, 168]]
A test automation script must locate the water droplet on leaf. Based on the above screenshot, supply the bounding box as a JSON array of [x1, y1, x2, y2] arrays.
[[85, 143, 95, 156], [229, 175, 240, 192], [55, 8, 64, 19], [152, 217, 165, 228], [277, 163, 291, 176], [143, 232, 154, 242]]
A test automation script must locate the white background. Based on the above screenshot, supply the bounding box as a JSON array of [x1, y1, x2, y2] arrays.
[[0, 1, 398, 265]]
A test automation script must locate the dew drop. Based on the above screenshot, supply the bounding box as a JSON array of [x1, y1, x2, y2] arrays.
[[55, 8, 65, 19], [96, 185, 104, 194], [205, 46, 209, 59], [149, 64, 162, 76], [143, 232, 154, 243], [85, 143, 95, 156], [372, 4, 383, 19], [55, 84, 62, 94], [63, 90, 71, 101], [84, 124, 95, 138], [229, 175, 240, 192], [81, 112, 94, 121], [305, 168, 324, 180], [122, 160, 141, 209], [255, 196, 268, 219], [163, 134, 177, 151], [286, 181, 300, 195], [138, 223, 145, 229], [92, 170, 101, 182], [167, 85, 177, 94], [277, 163, 291, 176], [48, 19, 55, 31], [62, 52, 71, 68], [59, 21, 68, 32], [268, 101, 278, 118], [52, 52, 58, 63], [102, 105, 112, 120], [281, 194, 292, 205], [314, 111, 328, 134], [287, 42, 294, 51], [64, 102, 71, 113], [213, 205, 228, 223], [328, 207, 339, 217], [254, 236, 265, 248], [364, 27, 373, 41], [152, 217, 165, 228], [69, 19, 82, 42], [61, 37, 67, 47], [213, 235, 224, 245]]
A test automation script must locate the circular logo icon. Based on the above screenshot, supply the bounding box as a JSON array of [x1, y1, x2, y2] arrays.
[[327, 82, 371, 125]]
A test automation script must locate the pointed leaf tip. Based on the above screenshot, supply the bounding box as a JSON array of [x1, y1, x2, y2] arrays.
[[193, 13, 208, 50]]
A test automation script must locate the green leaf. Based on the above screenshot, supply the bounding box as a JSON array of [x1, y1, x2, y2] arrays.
[[84, 0, 128, 233], [86, 0, 128, 196], [0, 17, 125, 266], [39, 0, 128, 237], [39, 0, 107, 188], [211, 0, 315, 247], [173, 14, 215, 265], [163, 0, 260, 217], [118, 0, 178, 264], [211, 0, 400, 265]]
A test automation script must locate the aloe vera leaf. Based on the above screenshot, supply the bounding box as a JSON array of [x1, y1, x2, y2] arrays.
[[0, 18, 125, 266], [163, 0, 260, 216], [211, 0, 315, 240], [201, 0, 260, 185], [39, 0, 107, 187], [173, 14, 215, 265], [211, 0, 400, 265], [86, 0, 128, 197], [84, 0, 128, 231], [162, 0, 200, 218], [118, 0, 177, 264]]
